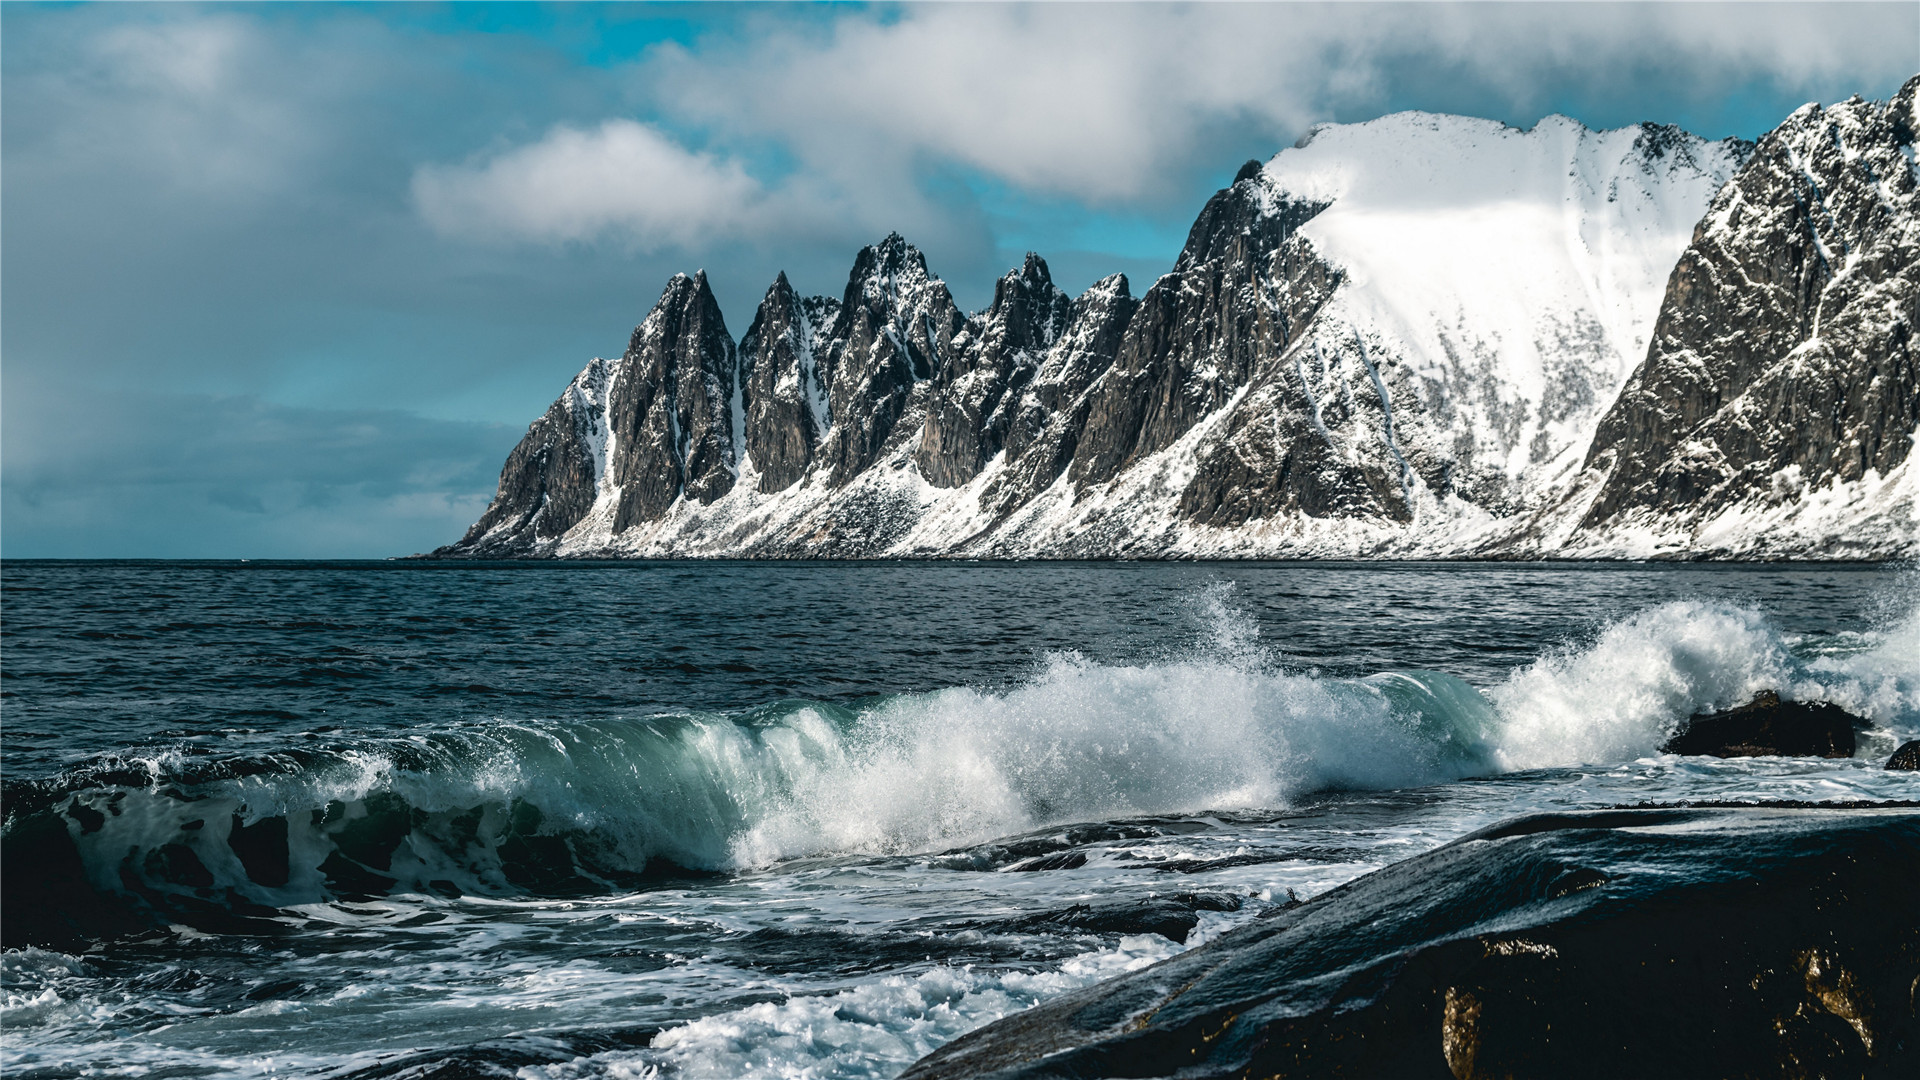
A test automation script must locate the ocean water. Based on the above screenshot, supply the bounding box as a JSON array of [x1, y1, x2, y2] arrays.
[[2, 560, 1916, 1079]]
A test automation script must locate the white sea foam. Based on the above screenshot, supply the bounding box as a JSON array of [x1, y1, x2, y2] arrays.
[[1491, 597, 1919, 771], [529, 932, 1196, 1080], [35, 588, 1920, 909]]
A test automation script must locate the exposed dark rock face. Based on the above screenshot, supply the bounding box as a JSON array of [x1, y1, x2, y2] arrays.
[[444, 358, 608, 555], [901, 806, 1920, 1080], [441, 273, 737, 553], [917, 254, 1072, 488], [1581, 76, 1920, 539], [1888, 740, 1920, 770], [1070, 171, 1331, 488], [606, 272, 740, 530], [976, 274, 1137, 524], [1173, 266, 1412, 528], [817, 233, 970, 487], [1661, 690, 1865, 758], [739, 273, 840, 493]]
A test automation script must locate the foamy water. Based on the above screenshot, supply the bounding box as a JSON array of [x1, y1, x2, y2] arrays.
[[3, 563, 1915, 1079]]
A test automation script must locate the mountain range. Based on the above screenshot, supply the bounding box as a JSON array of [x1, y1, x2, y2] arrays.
[[435, 76, 1917, 560]]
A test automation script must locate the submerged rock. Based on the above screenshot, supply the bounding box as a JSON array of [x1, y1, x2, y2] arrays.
[[1888, 740, 1920, 770], [1661, 690, 1864, 758], [979, 892, 1245, 945], [901, 806, 1920, 1080]]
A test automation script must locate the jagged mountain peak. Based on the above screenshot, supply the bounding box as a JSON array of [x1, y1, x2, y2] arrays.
[[836, 233, 953, 326], [848, 232, 931, 282], [1076, 272, 1130, 304], [1007, 251, 1052, 290], [1575, 75, 1919, 557], [658, 268, 711, 292], [986, 253, 1067, 327], [437, 91, 1913, 561], [1173, 162, 1327, 272]]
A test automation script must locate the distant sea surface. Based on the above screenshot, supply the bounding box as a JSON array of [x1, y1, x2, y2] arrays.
[[4, 561, 1916, 1078]]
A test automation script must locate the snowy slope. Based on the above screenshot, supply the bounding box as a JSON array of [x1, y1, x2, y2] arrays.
[[440, 99, 1911, 561], [1269, 113, 1747, 497]]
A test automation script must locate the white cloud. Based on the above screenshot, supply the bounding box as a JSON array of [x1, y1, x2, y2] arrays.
[[403, 4, 1915, 253], [92, 16, 250, 98], [412, 120, 762, 249], [647, 3, 1918, 204], [8, 11, 348, 199]]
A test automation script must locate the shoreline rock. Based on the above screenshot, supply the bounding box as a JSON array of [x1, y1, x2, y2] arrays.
[[901, 805, 1920, 1080], [1660, 689, 1864, 758]]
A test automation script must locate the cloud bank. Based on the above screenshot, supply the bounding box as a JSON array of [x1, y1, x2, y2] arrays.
[[3, 390, 516, 558], [417, 3, 1919, 247]]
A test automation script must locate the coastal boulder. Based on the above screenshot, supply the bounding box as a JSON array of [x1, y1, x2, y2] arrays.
[[1888, 740, 1920, 770], [901, 806, 1920, 1080], [1661, 690, 1863, 758], [980, 892, 1245, 946]]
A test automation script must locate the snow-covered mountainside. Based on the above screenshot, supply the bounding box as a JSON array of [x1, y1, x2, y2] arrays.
[[437, 88, 1918, 560], [1573, 80, 1920, 558]]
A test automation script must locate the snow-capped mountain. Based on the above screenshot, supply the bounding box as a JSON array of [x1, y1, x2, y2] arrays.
[[437, 83, 1918, 560], [1574, 81, 1919, 558]]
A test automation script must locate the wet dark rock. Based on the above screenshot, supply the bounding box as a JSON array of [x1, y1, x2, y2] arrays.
[[331, 1028, 658, 1080], [1888, 740, 1920, 770], [1004, 850, 1089, 873], [982, 891, 1245, 945], [902, 806, 1920, 1080], [1661, 690, 1864, 758], [930, 818, 1212, 872]]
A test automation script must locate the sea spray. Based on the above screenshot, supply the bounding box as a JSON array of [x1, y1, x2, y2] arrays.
[[1490, 598, 1919, 771], [7, 590, 1916, 941]]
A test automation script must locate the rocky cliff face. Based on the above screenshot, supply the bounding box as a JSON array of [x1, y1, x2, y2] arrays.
[[817, 234, 970, 487], [1071, 164, 1332, 489], [976, 272, 1137, 525], [739, 274, 838, 494], [916, 254, 1072, 490], [435, 89, 1915, 561], [447, 272, 737, 554], [448, 359, 607, 556], [1575, 77, 1919, 557], [604, 272, 739, 530]]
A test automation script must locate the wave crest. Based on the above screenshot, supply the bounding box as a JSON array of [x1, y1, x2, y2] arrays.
[[5, 591, 1914, 946]]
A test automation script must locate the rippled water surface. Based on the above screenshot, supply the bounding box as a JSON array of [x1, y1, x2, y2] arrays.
[[3, 560, 1916, 1079]]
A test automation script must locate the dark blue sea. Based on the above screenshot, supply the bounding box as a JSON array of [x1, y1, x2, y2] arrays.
[[3, 561, 1916, 1078]]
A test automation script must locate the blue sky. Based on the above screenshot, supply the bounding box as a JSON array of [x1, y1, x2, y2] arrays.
[[4, 2, 1913, 557]]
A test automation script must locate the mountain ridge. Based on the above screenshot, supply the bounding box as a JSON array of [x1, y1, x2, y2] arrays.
[[435, 89, 1918, 560]]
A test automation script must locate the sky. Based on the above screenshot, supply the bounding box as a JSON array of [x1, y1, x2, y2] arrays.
[[4, 2, 1914, 558]]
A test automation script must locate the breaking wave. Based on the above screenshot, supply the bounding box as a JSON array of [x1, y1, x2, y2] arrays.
[[5, 587, 1915, 944]]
